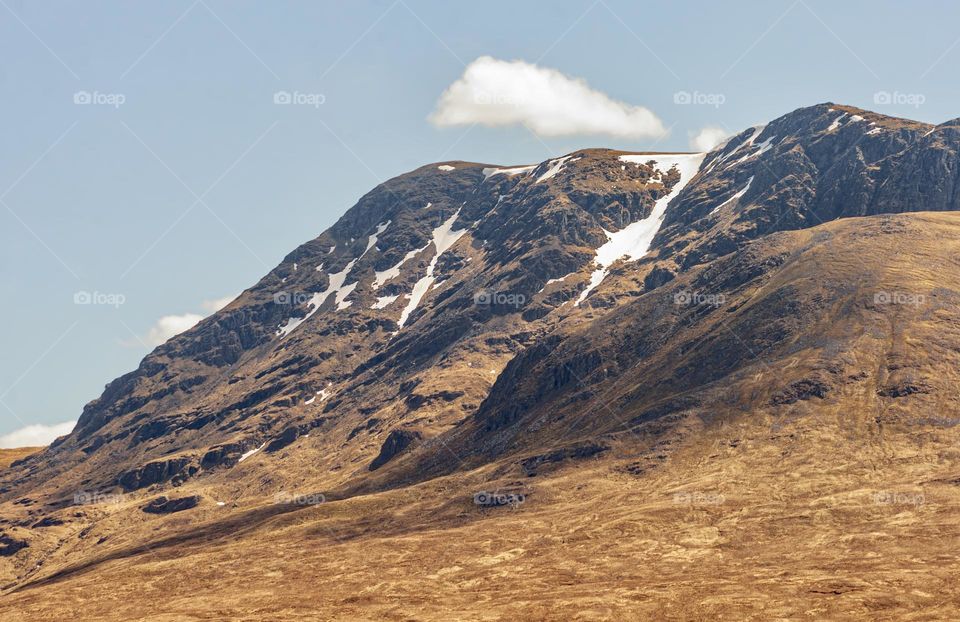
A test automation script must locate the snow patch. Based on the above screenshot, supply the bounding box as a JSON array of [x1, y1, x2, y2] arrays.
[[704, 125, 765, 173], [277, 259, 359, 337], [334, 281, 357, 311], [576, 153, 706, 305], [482, 164, 536, 180], [538, 273, 574, 293], [372, 294, 399, 309], [828, 112, 863, 131], [362, 221, 390, 257], [827, 113, 847, 132], [438, 165, 456, 171], [396, 209, 468, 328], [742, 125, 765, 147], [238, 442, 266, 463], [733, 134, 776, 165], [374, 245, 427, 290], [710, 176, 753, 215], [535, 155, 580, 183]]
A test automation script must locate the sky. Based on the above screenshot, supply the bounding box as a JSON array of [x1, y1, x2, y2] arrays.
[[1, 0, 959, 445]]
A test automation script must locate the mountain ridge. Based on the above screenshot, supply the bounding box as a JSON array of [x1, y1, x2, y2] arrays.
[[3, 103, 960, 619], [6, 102, 958, 497]]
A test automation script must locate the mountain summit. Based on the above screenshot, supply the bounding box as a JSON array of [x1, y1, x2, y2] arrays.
[[3, 104, 960, 619]]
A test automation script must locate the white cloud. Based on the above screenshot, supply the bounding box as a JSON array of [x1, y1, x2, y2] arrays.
[[690, 126, 730, 152], [125, 293, 237, 348], [140, 313, 204, 347], [430, 56, 667, 139], [200, 295, 236, 313], [0, 420, 75, 448]]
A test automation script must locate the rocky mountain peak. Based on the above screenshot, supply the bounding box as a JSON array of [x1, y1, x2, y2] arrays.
[[650, 102, 953, 273], [3, 105, 960, 602]]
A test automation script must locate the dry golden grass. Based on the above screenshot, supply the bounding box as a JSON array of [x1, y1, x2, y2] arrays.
[[3, 408, 960, 621], [0, 449, 39, 471]]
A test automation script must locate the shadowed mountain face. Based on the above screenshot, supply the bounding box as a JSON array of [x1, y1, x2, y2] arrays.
[[3, 104, 960, 619], [0, 146, 699, 504]]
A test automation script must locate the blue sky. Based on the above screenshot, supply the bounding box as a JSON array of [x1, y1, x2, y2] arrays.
[[1, 0, 958, 444]]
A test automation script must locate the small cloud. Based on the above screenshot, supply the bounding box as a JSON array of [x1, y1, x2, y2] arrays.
[[124, 294, 237, 348], [430, 56, 667, 139], [139, 313, 204, 347], [0, 420, 76, 448], [200, 295, 236, 313], [690, 126, 730, 152]]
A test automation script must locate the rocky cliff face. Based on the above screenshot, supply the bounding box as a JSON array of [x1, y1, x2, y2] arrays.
[[2, 103, 960, 599], [651, 104, 949, 272], [0, 146, 695, 505]]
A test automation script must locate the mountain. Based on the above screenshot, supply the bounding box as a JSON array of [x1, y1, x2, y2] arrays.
[[3, 103, 960, 620]]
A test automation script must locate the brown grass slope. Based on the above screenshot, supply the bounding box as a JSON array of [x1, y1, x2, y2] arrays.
[[0, 450, 39, 471], [2, 212, 959, 620]]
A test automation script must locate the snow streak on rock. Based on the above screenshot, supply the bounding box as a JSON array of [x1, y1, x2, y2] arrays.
[[277, 259, 359, 337], [576, 153, 706, 305], [396, 209, 467, 328]]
